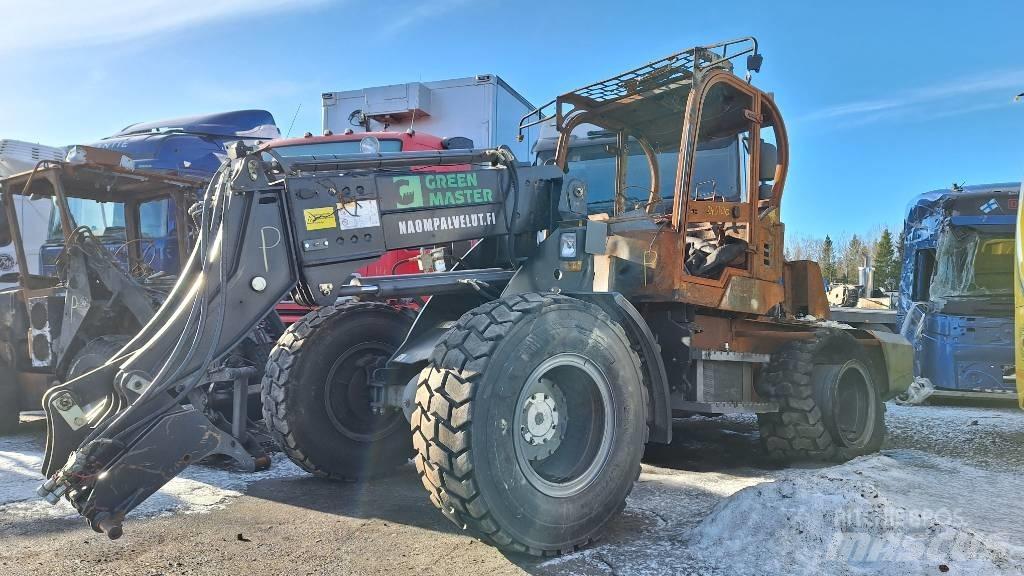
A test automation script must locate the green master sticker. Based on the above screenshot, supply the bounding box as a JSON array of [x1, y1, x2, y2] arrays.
[[391, 172, 494, 210]]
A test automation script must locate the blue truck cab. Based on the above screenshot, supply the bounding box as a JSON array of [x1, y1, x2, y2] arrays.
[[39, 110, 279, 275], [898, 183, 1019, 396]]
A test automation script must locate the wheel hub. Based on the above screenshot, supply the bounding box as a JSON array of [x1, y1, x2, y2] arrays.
[[518, 378, 567, 461], [323, 342, 403, 442], [521, 392, 559, 448], [513, 355, 614, 498]]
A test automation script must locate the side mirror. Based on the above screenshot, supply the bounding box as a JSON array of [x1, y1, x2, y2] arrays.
[[746, 53, 763, 74], [0, 272, 19, 284]]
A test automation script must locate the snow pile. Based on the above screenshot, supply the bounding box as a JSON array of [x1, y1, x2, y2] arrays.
[[0, 432, 305, 522], [685, 451, 1024, 576]]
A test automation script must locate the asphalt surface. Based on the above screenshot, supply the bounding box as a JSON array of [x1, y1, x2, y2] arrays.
[[2, 401, 1022, 576]]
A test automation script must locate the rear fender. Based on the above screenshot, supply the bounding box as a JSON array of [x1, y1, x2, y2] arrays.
[[386, 292, 491, 384], [862, 328, 914, 400]]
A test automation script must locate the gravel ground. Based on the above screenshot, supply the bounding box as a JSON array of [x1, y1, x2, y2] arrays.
[[1, 401, 1022, 576]]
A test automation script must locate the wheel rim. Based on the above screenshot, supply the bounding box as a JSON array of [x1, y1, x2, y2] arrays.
[[323, 341, 403, 442], [833, 362, 875, 447], [513, 353, 615, 498]]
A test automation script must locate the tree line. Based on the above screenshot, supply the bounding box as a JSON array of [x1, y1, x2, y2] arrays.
[[785, 227, 902, 291]]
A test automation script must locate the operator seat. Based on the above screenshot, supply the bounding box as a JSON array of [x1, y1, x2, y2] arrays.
[[691, 235, 748, 278], [684, 140, 776, 278]]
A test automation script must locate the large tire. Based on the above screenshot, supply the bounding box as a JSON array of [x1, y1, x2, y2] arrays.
[[756, 328, 885, 462], [0, 359, 19, 435], [65, 337, 131, 381], [262, 303, 414, 481], [412, 293, 648, 556]]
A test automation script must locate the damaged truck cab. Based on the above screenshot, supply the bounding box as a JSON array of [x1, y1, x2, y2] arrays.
[[899, 183, 1019, 399]]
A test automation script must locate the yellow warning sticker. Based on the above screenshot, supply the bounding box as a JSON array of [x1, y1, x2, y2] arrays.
[[303, 206, 336, 230]]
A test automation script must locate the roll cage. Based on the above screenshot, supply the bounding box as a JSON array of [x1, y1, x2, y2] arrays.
[[520, 37, 790, 313]]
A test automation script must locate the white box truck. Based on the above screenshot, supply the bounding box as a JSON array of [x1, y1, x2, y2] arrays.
[[0, 140, 64, 289], [321, 74, 537, 161]]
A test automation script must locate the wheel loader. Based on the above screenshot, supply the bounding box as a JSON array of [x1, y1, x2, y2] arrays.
[[38, 37, 912, 553]]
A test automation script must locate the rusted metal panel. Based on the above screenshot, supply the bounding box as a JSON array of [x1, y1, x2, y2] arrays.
[[718, 276, 784, 315], [784, 260, 830, 319]]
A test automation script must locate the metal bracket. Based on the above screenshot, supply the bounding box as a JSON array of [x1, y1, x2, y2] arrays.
[[50, 391, 88, 430]]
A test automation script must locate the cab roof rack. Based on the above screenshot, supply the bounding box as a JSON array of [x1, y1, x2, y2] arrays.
[[519, 37, 760, 138]]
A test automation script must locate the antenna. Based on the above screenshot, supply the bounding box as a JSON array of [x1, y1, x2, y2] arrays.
[[285, 103, 302, 138]]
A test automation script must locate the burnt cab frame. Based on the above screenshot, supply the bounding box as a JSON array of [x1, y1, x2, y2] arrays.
[[0, 161, 198, 296]]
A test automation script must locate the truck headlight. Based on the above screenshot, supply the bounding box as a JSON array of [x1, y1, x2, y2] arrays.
[[560, 232, 577, 258]]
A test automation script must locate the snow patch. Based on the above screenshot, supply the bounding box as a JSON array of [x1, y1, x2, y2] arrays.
[[886, 402, 1024, 470], [0, 432, 305, 522], [796, 314, 854, 329], [686, 451, 1024, 575]]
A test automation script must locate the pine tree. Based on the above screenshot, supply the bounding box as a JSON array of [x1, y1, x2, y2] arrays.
[[842, 234, 865, 284], [896, 226, 906, 267], [873, 228, 897, 291], [821, 235, 837, 281]]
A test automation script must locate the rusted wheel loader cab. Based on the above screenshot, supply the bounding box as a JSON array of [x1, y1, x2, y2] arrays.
[[38, 37, 911, 552], [405, 38, 911, 553]]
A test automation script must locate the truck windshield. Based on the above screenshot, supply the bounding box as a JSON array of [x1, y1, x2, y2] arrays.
[[47, 198, 126, 241], [535, 136, 739, 215], [271, 139, 403, 157], [535, 142, 680, 214], [930, 230, 1013, 299]]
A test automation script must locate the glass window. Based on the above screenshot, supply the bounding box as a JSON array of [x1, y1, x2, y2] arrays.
[[270, 139, 403, 158], [930, 232, 1013, 298], [690, 83, 753, 203], [758, 109, 781, 201], [139, 197, 176, 239], [691, 136, 744, 202], [535, 125, 678, 215], [48, 198, 125, 241]]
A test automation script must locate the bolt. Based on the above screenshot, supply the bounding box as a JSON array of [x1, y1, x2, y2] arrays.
[[72, 417, 86, 427], [54, 394, 74, 411]]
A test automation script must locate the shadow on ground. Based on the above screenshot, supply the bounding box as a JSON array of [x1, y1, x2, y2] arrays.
[[240, 413, 782, 572]]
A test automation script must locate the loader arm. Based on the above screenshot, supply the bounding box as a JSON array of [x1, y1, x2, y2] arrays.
[[39, 159, 303, 535], [38, 144, 557, 537]]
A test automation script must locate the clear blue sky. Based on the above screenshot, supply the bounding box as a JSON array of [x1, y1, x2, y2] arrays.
[[2, 0, 1022, 237]]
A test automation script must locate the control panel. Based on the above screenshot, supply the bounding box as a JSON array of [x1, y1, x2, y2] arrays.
[[285, 169, 508, 269]]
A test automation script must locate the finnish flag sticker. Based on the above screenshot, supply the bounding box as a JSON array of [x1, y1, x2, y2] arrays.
[[979, 198, 1000, 213]]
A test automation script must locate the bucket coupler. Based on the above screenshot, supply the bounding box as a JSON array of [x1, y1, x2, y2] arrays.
[[38, 144, 563, 537]]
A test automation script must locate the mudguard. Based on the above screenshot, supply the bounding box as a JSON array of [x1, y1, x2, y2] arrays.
[[864, 328, 914, 400]]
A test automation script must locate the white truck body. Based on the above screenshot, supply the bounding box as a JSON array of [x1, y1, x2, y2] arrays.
[[0, 140, 64, 289], [322, 75, 537, 161]]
